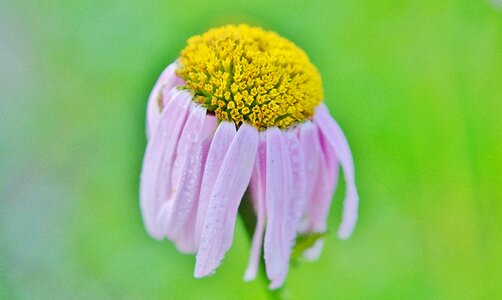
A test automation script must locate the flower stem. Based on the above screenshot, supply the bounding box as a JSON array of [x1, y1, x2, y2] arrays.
[[238, 192, 289, 300]]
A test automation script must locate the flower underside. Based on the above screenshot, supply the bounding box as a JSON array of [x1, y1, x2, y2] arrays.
[[176, 25, 323, 129]]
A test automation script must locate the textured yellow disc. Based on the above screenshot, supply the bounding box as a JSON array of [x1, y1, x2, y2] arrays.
[[176, 24, 323, 129]]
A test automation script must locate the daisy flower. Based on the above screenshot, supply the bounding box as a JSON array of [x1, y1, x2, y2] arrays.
[[140, 24, 359, 289]]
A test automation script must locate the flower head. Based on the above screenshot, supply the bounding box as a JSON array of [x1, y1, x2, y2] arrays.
[[176, 25, 323, 129], [141, 24, 359, 289]]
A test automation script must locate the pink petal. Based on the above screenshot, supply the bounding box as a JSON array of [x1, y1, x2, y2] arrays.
[[200, 114, 219, 170], [297, 121, 339, 260], [297, 122, 321, 230], [315, 103, 359, 240], [195, 121, 237, 245], [146, 62, 185, 138], [157, 103, 207, 253], [201, 115, 218, 147], [298, 122, 339, 234], [284, 128, 307, 234], [244, 132, 267, 281], [195, 123, 259, 278], [140, 91, 191, 239], [264, 127, 294, 290], [190, 114, 218, 249], [302, 239, 325, 261]]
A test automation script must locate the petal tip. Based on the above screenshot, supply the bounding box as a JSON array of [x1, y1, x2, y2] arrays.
[[302, 239, 325, 261], [268, 275, 286, 290], [142, 228, 164, 241], [243, 268, 257, 282], [194, 263, 216, 278], [337, 222, 357, 240]]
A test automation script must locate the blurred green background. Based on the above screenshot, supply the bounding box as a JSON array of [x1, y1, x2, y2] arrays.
[[1, 0, 501, 299]]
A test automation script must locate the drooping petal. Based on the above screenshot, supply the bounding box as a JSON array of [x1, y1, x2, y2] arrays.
[[157, 103, 207, 253], [200, 115, 219, 167], [315, 103, 359, 239], [146, 62, 185, 138], [284, 128, 307, 234], [191, 114, 218, 248], [195, 121, 237, 245], [195, 123, 259, 278], [264, 127, 294, 290], [140, 91, 191, 239], [244, 132, 267, 281], [302, 239, 325, 261], [200, 114, 219, 173], [298, 122, 321, 230], [299, 122, 338, 232], [298, 121, 339, 260]]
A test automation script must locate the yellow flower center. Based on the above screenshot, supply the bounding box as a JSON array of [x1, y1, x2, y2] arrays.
[[176, 24, 323, 129]]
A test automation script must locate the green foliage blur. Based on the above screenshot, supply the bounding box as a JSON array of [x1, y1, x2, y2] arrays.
[[1, 0, 501, 299]]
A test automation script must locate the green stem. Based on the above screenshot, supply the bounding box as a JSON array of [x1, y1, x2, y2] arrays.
[[238, 192, 289, 300]]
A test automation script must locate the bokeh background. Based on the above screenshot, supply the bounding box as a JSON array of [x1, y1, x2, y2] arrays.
[[1, 0, 501, 299]]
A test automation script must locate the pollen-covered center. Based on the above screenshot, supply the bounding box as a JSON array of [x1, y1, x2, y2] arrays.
[[176, 24, 323, 129]]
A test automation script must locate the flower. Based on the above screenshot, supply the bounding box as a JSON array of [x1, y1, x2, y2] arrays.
[[140, 24, 359, 289]]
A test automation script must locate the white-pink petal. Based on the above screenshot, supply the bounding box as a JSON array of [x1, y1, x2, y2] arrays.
[[298, 122, 336, 234], [302, 239, 325, 261], [284, 128, 307, 234], [146, 62, 184, 138], [195, 123, 259, 278], [315, 103, 359, 240], [140, 91, 191, 239], [264, 127, 293, 290], [156, 103, 207, 253], [244, 132, 267, 281], [195, 121, 237, 245]]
